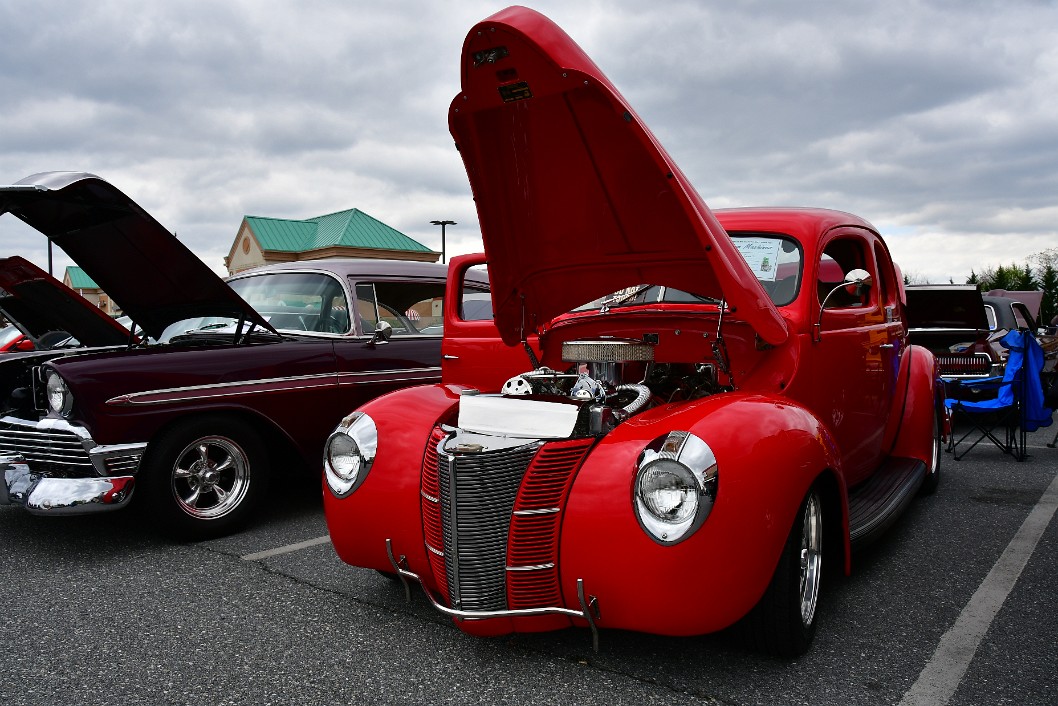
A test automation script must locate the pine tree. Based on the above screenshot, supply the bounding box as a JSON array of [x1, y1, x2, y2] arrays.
[[1038, 264, 1058, 327]]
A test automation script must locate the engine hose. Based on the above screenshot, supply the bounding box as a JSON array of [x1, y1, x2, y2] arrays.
[[614, 383, 651, 416]]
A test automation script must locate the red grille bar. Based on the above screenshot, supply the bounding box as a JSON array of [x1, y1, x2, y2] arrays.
[[506, 437, 594, 610], [420, 426, 449, 595]]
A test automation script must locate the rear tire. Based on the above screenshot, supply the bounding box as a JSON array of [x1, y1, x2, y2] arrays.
[[737, 487, 823, 657], [140, 416, 269, 541], [921, 411, 942, 495]]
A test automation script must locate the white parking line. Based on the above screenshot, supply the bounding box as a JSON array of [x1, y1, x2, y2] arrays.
[[241, 535, 331, 561], [899, 472, 1058, 706]]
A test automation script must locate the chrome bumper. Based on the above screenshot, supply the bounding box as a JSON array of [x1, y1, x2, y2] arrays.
[[0, 454, 135, 514], [385, 539, 603, 651]]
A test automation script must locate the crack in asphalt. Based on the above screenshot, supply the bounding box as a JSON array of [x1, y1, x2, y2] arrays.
[[201, 541, 731, 705]]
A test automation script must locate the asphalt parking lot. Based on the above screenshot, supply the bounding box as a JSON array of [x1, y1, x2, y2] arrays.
[[1, 423, 1055, 706]]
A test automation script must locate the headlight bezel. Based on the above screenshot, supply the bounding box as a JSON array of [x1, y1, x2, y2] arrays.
[[45, 370, 74, 417], [323, 411, 377, 497], [633, 431, 718, 545]]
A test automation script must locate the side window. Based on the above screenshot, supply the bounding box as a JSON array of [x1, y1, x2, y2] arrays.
[[984, 304, 998, 331], [461, 288, 493, 321], [819, 238, 873, 309], [355, 281, 447, 336], [872, 242, 896, 308], [1011, 304, 1034, 330]]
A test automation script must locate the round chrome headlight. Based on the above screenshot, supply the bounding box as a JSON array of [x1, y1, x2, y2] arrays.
[[324, 412, 377, 497], [46, 371, 74, 417], [633, 431, 718, 545], [637, 460, 699, 523]]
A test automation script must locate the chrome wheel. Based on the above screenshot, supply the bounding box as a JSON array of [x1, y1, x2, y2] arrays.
[[799, 492, 823, 627], [170, 435, 251, 520], [922, 411, 942, 494]]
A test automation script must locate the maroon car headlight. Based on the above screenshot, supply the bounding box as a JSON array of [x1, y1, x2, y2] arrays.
[[633, 431, 718, 545], [324, 412, 377, 497], [45, 371, 74, 417]]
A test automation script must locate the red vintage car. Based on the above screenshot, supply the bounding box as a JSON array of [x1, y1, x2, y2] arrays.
[[0, 325, 33, 353], [323, 7, 941, 656], [0, 173, 489, 540]]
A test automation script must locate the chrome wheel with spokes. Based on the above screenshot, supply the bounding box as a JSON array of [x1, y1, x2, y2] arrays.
[[737, 485, 824, 657], [921, 411, 942, 495], [799, 492, 823, 627], [142, 416, 269, 540], [171, 436, 251, 520]]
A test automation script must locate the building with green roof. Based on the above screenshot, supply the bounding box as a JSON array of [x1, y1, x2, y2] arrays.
[[225, 207, 439, 275], [63, 266, 122, 315]]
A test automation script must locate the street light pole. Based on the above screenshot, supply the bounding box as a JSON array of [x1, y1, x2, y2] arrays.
[[429, 220, 456, 264]]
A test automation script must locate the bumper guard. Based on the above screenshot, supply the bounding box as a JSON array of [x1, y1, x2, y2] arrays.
[[0, 454, 135, 514], [385, 538, 603, 651]]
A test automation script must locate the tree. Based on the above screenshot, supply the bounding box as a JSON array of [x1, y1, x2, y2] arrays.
[[1038, 263, 1058, 326]]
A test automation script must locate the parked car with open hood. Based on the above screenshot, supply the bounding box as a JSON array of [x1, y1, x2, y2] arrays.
[[0, 325, 33, 353], [0, 172, 489, 539], [0, 255, 133, 352], [322, 7, 941, 657]]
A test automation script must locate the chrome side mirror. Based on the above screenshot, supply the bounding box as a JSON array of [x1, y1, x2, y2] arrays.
[[843, 269, 873, 294], [814, 269, 873, 342], [368, 320, 392, 346]]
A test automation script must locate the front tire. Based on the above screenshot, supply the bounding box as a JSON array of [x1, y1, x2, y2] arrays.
[[737, 487, 823, 657], [141, 416, 269, 540]]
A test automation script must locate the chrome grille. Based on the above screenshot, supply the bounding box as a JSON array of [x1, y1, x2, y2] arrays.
[[104, 454, 143, 475], [438, 441, 538, 611], [0, 424, 93, 475], [937, 352, 993, 377]]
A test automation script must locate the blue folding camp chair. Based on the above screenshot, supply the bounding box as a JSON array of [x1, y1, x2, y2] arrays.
[[944, 329, 1052, 461]]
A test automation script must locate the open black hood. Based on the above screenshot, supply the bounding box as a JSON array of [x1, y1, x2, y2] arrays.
[[0, 256, 131, 348], [0, 172, 273, 341]]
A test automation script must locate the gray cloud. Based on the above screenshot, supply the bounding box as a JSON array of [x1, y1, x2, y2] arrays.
[[1, 0, 1055, 285]]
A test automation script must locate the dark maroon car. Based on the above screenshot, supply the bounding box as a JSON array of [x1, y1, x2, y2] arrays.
[[0, 172, 489, 539]]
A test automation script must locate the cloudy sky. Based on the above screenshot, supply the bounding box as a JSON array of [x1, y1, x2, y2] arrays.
[[1, 0, 1055, 285]]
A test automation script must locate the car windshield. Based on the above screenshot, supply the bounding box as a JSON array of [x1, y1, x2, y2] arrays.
[[160, 272, 350, 340], [574, 234, 803, 311]]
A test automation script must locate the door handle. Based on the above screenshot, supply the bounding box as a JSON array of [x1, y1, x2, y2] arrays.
[[443, 354, 460, 360]]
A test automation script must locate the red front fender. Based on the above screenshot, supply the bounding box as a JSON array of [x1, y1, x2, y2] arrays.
[[558, 394, 848, 635], [324, 383, 466, 586]]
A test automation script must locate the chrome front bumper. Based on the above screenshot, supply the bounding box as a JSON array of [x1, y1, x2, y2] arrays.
[[385, 539, 603, 651], [0, 454, 135, 514]]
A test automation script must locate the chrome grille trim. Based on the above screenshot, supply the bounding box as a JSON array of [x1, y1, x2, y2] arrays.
[[438, 440, 540, 612], [0, 416, 146, 477], [0, 426, 93, 474]]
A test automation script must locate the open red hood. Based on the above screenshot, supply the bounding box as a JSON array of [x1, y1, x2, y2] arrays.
[[450, 7, 787, 347], [0, 172, 273, 341], [0, 256, 131, 347]]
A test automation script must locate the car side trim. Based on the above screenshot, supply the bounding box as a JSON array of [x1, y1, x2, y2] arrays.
[[105, 367, 441, 407]]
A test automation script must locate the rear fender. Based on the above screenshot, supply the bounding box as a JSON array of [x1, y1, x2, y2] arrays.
[[889, 345, 940, 463]]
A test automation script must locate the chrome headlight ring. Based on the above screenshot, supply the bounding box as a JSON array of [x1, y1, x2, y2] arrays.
[[324, 412, 377, 497], [45, 371, 74, 417], [633, 431, 718, 545]]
